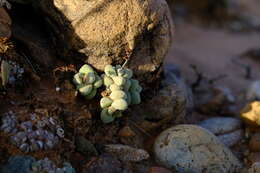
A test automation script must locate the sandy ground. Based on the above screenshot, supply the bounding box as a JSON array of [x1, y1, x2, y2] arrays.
[[165, 0, 260, 95], [165, 21, 260, 94]]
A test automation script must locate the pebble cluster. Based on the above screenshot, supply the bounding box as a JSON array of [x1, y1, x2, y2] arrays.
[[73, 64, 103, 99], [8, 60, 24, 84], [100, 64, 142, 123], [0, 111, 64, 153], [29, 157, 75, 173]]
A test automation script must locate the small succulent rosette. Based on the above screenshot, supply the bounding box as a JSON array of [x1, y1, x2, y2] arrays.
[[30, 157, 75, 173], [100, 64, 142, 123], [73, 64, 103, 99], [0, 111, 64, 153]]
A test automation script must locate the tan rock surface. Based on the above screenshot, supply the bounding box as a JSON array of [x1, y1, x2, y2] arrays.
[[0, 7, 11, 38], [38, 0, 173, 83]]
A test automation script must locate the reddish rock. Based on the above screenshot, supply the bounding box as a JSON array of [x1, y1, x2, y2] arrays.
[[147, 167, 172, 173], [249, 133, 260, 152], [82, 154, 129, 173], [0, 7, 11, 38], [118, 126, 136, 137]]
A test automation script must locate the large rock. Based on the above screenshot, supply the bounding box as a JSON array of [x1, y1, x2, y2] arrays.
[[135, 64, 193, 123], [36, 0, 173, 83], [154, 125, 242, 173], [0, 7, 11, 39], [140, 83, 190, 122]]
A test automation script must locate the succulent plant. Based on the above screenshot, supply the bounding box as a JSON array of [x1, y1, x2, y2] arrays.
[[100, 64, 142, 123], [73, 64, 103, 99], [0, 111, 64, 153], [29, 157, 75, 173]]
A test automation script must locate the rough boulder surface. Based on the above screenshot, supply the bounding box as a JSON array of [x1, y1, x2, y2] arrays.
[[0, 7, 11, 38], [37, 0, 173, 83], [154, 125, 242, 173]]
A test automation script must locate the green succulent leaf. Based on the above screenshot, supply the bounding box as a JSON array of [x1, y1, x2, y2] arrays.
[[110, 84, 121, 91], [105, 65, 117, 77], [126, 92, 132, 105], [131, 91, 141, 104], [79, 64, 94, 74], [101, 108, 115, 123], [86, 72, 96, 84], [85, 88, 97, 100], [79, 84, 93, 96], [94, 75, 103, 88], [73, 73, 83, 85], [130, 79, 139, 91], [103, 75, 114, 87], [112, 76, 126, 86], [123, 79, 131, 91], [111, 99, 128, 111], [123, 69, 133, 79], [100, 97, 113, 108], [110, 90, 127, 100]]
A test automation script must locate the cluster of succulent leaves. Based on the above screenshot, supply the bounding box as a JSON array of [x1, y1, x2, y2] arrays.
[[73, 64, 142, 123], [73, 64, 103, 100], [100, 64, 142, 123]]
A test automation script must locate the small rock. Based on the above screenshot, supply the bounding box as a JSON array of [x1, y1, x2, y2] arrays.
[[162, 63, 181, 85], [75, 136, 98, 159], [0, 155, 35, 173], [217, 129, 243, 147], [249, 133, 260, 152], [137, 81, 193, 123], [195, 86, 236, 115], [198, 117, 241, 135], [198, 117, 243, 147], [104, 144, 149, 162], [147, 167, 172, 173], [0, 7, 11, 39], [154, 125, 242, 172], [248, 162, 260, 173], [118, 126, 136, 137], [248, 153, 260, 163], [246, 81, 260, 101], [244, 49, 260, 62], [82, 154, 129, 173], [240, 101, 260, 127]]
